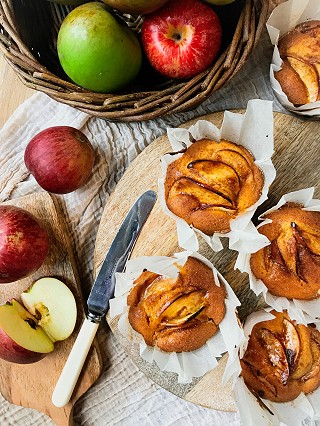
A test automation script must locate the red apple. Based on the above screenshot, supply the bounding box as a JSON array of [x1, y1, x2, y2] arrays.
[[0, 278, 77, 364], [0, 300, 54, 364], [0, 206, 49, 284], [141, 0, 222, 79], [24, 126, 95, 194]]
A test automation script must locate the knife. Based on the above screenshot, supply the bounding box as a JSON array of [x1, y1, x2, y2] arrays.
[[52, 190, 157, 408]]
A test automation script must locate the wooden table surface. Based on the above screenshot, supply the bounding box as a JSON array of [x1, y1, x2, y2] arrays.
[[0, 55, 34, 128]]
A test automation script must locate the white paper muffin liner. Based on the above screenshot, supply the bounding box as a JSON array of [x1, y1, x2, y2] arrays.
[[231, 309, 320, 426], [236, 187, 320, 324], [267, 0, 320, 116], [158, 99, 276, 254], [109, 250, 244, 384]]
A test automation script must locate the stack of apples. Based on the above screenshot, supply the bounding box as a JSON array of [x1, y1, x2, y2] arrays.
[[55, 0, 237, 93]]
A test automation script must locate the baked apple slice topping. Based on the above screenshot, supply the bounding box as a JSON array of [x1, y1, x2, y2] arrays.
[[128, 257, 226, 352], [164, 139, 264, 234], [257, 328, 290, 385], [186, 160, 240, 205], [251, 204, 320, 299], [282, 318, 300, 372], [301, 337, 320, 382], [287, 57, 319, 103], [241, 311, 320, 402], [160, 291, 207, 326]]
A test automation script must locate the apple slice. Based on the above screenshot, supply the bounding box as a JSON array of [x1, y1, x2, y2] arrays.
[[290, 325, 313, 379], [21, 277, 77, 342], [0, 299, 54, 364], [287, 57, 319, 103], [282, 318, 300, 372], [160, 291, 206, 326]]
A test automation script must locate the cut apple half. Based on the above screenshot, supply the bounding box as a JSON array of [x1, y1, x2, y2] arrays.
[[21, 277, 77, 342], [0, 299, 54, 364]]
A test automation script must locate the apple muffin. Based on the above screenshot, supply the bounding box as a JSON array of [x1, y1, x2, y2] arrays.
[[250, 203, 320, 300], [164, 138, 264, 234], [127, 256, 226, 352], [275, 20, 320, 106], [240, 310, 320, 403]]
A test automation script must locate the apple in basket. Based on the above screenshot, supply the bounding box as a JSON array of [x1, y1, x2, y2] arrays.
[[101, 0, 170, 15], [141, 0, 222, 79], [203, 0, 236, 4], [57, 2, 142, 92], [0, 206, 49, 284], [24, 126, 95, 194], [0, 278, 77, 364], [47, 0, 89, 5]]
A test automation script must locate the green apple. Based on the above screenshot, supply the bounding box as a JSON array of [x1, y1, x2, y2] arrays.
[[57, 2, 142, 92], [203, 0, 236, 4], [47, 0, 89, 5], [100, 0, 169, 15], [21, 277, 77, 342]]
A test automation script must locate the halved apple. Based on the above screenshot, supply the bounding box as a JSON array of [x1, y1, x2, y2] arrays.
[[21, 277, 77, 342], [0, 299, 54, 364]]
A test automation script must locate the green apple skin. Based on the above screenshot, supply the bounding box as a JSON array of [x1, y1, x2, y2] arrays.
[[57, 2, 142, 92], [100, 0, 169, 15], [203, 0, 236, 5], [47, 0, 89, 6]]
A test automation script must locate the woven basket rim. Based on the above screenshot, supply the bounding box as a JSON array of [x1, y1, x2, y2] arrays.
[[0, 0, 270, 121]]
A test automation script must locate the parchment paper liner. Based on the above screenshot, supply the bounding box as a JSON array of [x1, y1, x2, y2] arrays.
[[231, 310, 320, 426], [267, 0, 320, 116], [109, 250, 244, 384], [158, 99, 276, 254], [236, 187, 320, 324]]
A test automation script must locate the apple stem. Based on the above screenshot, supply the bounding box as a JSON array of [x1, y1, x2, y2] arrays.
[[172, 33, 182, 41]]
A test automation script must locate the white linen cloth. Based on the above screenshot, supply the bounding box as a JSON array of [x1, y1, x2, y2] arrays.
[[0, 29, 286, 426]]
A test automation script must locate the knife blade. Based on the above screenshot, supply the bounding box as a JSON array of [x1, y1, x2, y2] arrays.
[[87, 189, 156, 320], [52, 190, 157, 408]]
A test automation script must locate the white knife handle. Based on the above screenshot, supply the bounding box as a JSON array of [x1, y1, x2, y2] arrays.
[[52, 318, 99, 408]]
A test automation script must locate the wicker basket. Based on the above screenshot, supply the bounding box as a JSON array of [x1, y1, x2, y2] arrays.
[[0, 0, 269, 121]]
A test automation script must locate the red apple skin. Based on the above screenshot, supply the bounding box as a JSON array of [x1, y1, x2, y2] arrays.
[[0, 327, 45, 364], [141, 0, 222, 79], [0, 206, 49, 284], [24, 126, 95, 194]]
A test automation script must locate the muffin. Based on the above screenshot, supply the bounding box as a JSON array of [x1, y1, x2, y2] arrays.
[[275, 20, 320, 106], [127, 256, 226, 352], [164, 138, 264, 235], [250, 203, 320, 300], [240, 310, 320, 403]]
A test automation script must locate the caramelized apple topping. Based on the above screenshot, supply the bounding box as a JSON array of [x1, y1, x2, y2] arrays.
[[160, 291, 207, 326], [127, 256, 226, 352], [250, 203, 320, 300], [241, 311, 320, 403], [164, 139, 264, 234], [275, 20, 320, 105], [282, 318, 300, 371], [257, 328, 289, 384]]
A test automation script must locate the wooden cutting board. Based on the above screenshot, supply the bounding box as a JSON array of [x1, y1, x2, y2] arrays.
[[0, 192, 102, 426], [94, 110, 320, 412]]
